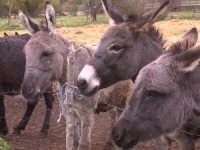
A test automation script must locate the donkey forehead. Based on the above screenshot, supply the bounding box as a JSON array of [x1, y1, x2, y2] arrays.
[[25, 32, 58, 52], [136, 62, 175, 91], [101, 25, 133, 42]]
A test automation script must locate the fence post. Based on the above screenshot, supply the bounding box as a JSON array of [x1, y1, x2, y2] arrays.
[[66, 42, 75, 150]]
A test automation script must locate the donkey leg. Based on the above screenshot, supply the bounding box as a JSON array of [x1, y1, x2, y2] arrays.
[[40, 92, 54, 138], [104, 108, 116, 149], [13, 99, 38, 135], [77, 110, 94, 150], [0, 93, 8, 137], [154, 136, 171, 150], [74, 111, 80, 150], [176, 132, 195, 150]]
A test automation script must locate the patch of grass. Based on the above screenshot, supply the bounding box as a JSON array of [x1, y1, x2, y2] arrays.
[[0, 138, 11, 150], [164, 11, 200, 20], [0, 14, 108, 31]]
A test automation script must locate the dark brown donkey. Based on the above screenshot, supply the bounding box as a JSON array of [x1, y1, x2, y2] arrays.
[[77, 0, 200, 150], [0, 34, 54, 138]]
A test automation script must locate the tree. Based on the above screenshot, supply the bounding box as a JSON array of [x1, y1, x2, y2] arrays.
[[86, 0, 101, 21], [7, 0, 12, 25]]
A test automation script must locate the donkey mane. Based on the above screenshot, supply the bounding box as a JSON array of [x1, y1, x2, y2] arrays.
[[146, 26, 166, 48], [122, 13, 166, 49], [167, 40, 193, 55], [124, 13, 139, 23]]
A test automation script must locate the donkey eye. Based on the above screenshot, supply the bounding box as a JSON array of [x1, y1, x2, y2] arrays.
[[108, 44, 123, 53], [42, 51, 53, 57], [146, 90, 162, 98]]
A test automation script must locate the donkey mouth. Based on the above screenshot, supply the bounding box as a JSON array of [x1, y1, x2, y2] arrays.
[[118, 137, 139, 149], [84, 86, 99, 96]]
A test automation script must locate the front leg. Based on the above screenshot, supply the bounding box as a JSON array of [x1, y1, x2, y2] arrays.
[[77, 109, 94, 150], [0, 93, 8, 137], [154, 136, 170, 150], [13, 98, 38, 135], [40, 91, 54, 138]]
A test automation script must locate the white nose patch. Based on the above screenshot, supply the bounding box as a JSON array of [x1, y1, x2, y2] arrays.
[[78, 65, 100, 94]]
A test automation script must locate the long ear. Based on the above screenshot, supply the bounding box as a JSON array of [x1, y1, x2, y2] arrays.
[[101, 0, 124, 26], [45, 2, 56, 34], [178, 27, 198, 47], [133, 0, 170, 31], [176, 44, 200, 72], [18, 10, 39, 35], [168, 27, 198, 52], [4, 32, 8, 36]]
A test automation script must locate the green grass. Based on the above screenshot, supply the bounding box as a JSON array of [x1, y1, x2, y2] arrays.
[[0, 14, 108, 31], [0, 11, 200, 31], [0, 138, 11, 150], [165, 11, 200, 20]]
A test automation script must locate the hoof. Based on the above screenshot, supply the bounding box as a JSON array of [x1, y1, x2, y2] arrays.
[[0, 135, 7, 140], [78, 144, 91, 150], [13, 128, 21, 135], [40, 131, 48, 138]]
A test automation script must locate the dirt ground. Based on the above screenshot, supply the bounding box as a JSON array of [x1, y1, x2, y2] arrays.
[[2, 94, 200, 150]]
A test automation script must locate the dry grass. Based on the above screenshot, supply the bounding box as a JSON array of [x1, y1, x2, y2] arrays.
[[1, 19, 200, 45]]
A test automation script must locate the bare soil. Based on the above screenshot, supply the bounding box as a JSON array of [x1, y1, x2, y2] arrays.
[[3, 95, 200, 150]]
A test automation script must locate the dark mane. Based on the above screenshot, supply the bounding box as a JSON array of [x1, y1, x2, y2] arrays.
[[167, 40, 193, 55], [146, 26, 166, 48], [124, 13, 139, 23]]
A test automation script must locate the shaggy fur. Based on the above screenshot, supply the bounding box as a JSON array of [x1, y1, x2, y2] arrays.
[[0, 33, 55, 138]]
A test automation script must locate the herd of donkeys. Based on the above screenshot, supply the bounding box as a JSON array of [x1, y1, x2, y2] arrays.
[[1, 0, 200, 150]]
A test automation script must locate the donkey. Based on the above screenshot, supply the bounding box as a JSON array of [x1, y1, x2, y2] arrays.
[[112, 27, 200, 149], [0, 33, 55, 138], [77, 0, 200, 149], [77, 0, 169, 96], [19, 2, 132, 150]]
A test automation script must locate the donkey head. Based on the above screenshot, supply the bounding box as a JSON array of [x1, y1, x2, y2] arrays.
[[112, 27, 199, 149], [77, 0, 170, 96], [20, 2, 66, 100]]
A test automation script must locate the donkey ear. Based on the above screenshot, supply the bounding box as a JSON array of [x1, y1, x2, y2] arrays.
[[45, 2, 56, 34], [101, 0, 124, 26], [178, 27, 198, 47], [168, 27, 198, 52], [176, 44, 200, 72], [18, 10, 39, 35], [134, 0, 170, 31]]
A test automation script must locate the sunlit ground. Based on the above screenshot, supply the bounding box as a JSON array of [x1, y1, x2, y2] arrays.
[[1, 19, 200, 46]]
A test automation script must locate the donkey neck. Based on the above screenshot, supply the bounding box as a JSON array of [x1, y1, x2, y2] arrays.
[[131, 29, 165, 82], [58, 36, 95, 85]]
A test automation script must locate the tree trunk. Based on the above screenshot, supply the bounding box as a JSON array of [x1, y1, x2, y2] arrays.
[[7, 0, 12, 25], [86, 0, 100, 22]]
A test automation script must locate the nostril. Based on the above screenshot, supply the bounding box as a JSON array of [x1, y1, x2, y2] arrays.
[[27, 85, 33, 94], [78, 79, 88, 90], [22, 83, 33, 96], [113, 128, 123, 143]]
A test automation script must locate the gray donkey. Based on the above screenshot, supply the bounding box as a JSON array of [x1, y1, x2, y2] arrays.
[[112, 27, 200, 149], [19, 2, 131, 150], [78, 0, 200, 150]]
